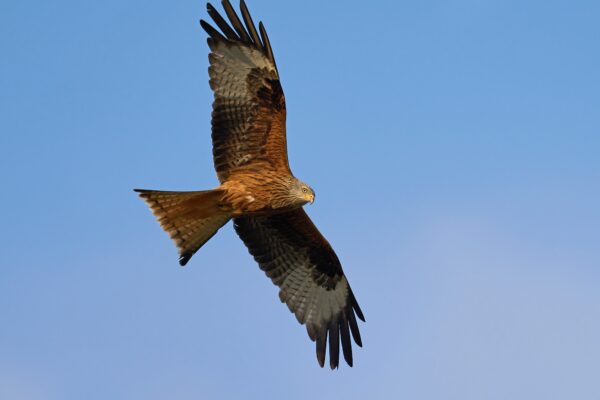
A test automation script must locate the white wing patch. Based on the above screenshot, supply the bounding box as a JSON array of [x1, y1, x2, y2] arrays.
[[209, 41, 277, 101], [280, 263, 349, 326]]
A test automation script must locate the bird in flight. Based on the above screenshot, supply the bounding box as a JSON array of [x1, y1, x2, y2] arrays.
[[135, 0, 364, 369]]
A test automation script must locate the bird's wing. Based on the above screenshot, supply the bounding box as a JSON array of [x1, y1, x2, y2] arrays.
[[201, 0, 290, 183], [234, 208, 365, 369]]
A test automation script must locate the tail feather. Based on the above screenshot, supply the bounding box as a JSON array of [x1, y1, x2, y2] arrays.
[[134, 189, 231, 265]]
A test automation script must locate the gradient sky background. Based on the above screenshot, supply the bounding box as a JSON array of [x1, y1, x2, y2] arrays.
[[1, 0, 599, 399]]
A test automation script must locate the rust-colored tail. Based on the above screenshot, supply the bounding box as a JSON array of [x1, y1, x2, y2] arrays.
[[134, 189, 231, 265]]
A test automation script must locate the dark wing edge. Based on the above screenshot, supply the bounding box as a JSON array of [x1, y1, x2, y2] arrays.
[[234, 208, 365, 369], [200, 0, 278, 74]]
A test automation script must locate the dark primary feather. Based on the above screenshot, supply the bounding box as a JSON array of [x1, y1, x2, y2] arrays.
[[201, 0, 289, 183], [258, 21, 278, 72], [234, 209, 364, 368], [199, 20, 227, 42], [240, 0, 262, 47], [206, 3, 238, 40], [221, 0, 251, 42]]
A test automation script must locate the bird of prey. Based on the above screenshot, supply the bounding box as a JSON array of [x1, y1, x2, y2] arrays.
[[135, 0, 364, 369]]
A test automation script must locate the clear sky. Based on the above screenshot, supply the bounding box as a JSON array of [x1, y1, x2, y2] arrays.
[[1, 0, 599, 398]]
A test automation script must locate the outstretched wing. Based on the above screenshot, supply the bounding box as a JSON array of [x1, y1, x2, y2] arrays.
[[234, 209, 365, 369], [201, 0, 290, 183]]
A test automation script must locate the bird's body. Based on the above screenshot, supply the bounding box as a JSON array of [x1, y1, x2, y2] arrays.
[[135, 0, 364, 369], [219, 173, 314, 215]]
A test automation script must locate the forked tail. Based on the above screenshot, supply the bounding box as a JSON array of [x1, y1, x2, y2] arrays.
[[134, 189, 231, 265]]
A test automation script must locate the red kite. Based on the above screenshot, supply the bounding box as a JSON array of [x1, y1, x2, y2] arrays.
[[135, 0, 364, 369]]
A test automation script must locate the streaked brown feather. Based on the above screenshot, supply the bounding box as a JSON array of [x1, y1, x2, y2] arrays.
[[134, 189, 231, 266]]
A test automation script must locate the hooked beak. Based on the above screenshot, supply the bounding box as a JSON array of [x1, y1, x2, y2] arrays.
[[309, 193, 315, 204]]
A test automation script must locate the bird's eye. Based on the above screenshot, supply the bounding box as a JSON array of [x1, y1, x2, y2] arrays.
[[302, 187, 308, 193]]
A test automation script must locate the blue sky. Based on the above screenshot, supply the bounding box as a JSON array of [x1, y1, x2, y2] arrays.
[[1, 0, 599, 398]]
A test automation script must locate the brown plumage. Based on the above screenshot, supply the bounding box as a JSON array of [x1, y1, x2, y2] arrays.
[[135, 0, 364, 369]]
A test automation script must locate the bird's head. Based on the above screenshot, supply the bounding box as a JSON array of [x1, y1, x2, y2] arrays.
[[291, 179, 315, 205]]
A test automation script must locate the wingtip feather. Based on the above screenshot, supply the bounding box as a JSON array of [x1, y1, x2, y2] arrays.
[[340, 318, 353, 366], [328, 322, 340, 369], [221, 0, 251, 42], [179, 254, 191, 266], [350, 290, 365, 322], [348, 311, 363, 347], [316, 330, 327, 368], [239, 0, 262, 47]]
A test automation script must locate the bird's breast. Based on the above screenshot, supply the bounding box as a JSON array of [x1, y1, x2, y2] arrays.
[[219, 173, 297, 216]]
